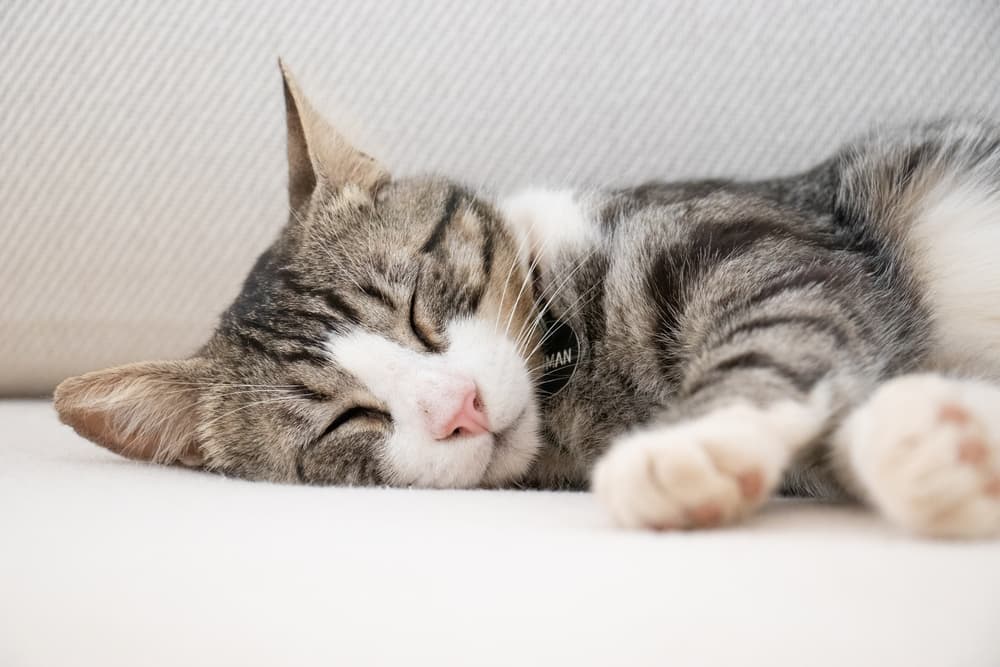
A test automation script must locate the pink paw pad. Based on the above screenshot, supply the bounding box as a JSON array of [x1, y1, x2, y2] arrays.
[[958, 438, 989, 465], [688, 503, 722, 527], [737, 470, 764, 500], [939, 403, 971, 425]]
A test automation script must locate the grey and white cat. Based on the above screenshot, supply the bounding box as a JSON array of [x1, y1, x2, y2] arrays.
[[56, 62, 1000, 538]]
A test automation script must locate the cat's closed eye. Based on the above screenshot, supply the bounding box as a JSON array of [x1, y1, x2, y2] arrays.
[[317, 406, 391, 443], [408, 280, 440, 352]]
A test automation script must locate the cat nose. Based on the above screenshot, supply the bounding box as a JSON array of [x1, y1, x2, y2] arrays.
[[430, 383, 490, 440]]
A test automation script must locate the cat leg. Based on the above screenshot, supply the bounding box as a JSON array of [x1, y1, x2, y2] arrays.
[[591, 241, 904, 530], [593, 392, 831, 529], [833, 373, 1000, 538]]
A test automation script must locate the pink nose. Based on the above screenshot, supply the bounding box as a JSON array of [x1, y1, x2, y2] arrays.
[[432, 385, 490, 440]]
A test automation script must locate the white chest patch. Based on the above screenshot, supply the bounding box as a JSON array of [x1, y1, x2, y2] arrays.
[[501, 188, 596, 268], [910, 183, 1000, 374]]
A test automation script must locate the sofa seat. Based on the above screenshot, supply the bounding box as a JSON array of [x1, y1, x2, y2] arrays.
[[2, 400, 998, 666]]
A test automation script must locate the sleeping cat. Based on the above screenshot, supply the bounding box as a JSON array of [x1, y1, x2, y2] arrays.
[[55, 62, 1000, 538]]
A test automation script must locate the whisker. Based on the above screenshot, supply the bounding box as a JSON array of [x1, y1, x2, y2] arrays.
[[501, 229, 553, 342], [523, 280, 601, 358], [493, 215, 536, 336], [513, 246, 598, 355], [143, 379, 308, 390], [521, 280, 602, 363], [199, 395, 312, 433], [87, 387, 308, 408]]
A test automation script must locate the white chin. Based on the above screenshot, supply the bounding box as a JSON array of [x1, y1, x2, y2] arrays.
[[413, 408, 540, 489], [482, 406, 542, 486]]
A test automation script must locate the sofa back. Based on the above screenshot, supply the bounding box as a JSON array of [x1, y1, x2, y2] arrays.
[[2, 1, 998, 395]]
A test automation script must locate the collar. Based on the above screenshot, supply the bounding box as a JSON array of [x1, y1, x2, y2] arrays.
[[536, 306, 581, 399]]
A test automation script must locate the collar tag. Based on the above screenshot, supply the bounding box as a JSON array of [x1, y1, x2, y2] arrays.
[[537, 308, 580, 399]]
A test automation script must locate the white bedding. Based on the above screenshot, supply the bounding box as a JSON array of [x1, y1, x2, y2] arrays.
[[2, 400, 999, 666]]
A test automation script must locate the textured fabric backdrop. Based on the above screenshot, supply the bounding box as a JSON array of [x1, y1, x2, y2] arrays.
[[2, 1, 999, 395]]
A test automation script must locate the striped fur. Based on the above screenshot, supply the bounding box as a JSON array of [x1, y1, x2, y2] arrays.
[[55, 65, 1000, 537]]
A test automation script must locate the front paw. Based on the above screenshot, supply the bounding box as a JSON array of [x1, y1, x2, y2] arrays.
[[592, 401, 822, 530], [844, 374, 1000, 538]]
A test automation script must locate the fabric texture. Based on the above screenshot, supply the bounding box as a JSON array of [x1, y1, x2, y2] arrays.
[[2, 2, 999, 394], [1, 399, 999, 666]]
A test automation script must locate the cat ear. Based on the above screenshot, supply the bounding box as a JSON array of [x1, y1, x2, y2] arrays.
[[54, 359, 211, 467], [279, 58, 389, 210]]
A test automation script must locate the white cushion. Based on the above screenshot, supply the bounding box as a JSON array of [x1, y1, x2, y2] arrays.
[[3, 400, 999, 666]]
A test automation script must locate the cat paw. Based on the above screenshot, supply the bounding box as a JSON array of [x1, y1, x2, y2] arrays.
[[844, 374, 1000, 538], [592, 400, 824, 530]]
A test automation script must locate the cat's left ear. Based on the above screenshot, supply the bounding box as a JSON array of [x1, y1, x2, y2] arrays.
[[279, 58, 389, 211], [54, 359, 213, 467]]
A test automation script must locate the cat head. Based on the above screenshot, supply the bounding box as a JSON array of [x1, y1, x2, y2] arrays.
[[55, 61, 544, 488]]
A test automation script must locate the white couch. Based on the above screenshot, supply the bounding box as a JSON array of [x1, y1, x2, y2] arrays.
[[4, 400, 1000, 666], [3, 3, 1000, 665]]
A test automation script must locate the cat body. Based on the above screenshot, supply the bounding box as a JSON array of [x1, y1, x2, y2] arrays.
[[514, 124, 1000, 499], [55, 64, 1000, 538]]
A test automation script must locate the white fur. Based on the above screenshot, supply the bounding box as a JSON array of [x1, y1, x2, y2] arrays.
[[836, 374, 1000, 538], [592, 398, 828, 530], [501, 188, 596, 269], [909, 182, 1000, 375], [327, 317, 539, 488]]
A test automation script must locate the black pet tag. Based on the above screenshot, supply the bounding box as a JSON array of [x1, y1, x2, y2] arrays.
[[537, 308, 581, 399]]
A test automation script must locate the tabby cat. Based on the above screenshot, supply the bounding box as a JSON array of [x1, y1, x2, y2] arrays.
[[56, 62, 1000, 538]]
